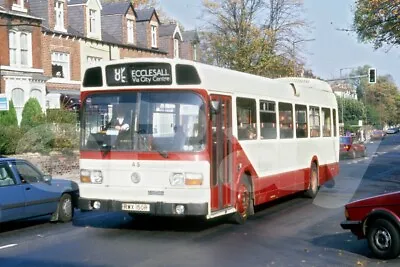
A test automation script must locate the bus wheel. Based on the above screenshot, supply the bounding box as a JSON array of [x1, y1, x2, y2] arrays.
[[304, 163, 319, 199], [232, 178, 252, 224]]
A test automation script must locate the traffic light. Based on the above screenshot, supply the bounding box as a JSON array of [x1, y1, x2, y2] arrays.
[[368, 68, 376, 83]]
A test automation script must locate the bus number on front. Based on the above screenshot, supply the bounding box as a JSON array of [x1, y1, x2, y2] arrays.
[[114, 67, 127, 83]]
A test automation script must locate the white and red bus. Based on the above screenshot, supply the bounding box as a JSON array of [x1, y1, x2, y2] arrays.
[[78, 58, 339, 223]]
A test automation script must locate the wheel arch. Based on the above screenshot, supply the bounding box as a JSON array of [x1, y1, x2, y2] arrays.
[[363, 209, 400, 236]]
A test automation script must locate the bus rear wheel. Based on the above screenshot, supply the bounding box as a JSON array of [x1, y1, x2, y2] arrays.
[[304, 162, 319, 199], [232, 178, 253, 224]]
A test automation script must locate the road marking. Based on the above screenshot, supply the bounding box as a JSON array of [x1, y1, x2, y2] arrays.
[[0, 244, 18, 250]]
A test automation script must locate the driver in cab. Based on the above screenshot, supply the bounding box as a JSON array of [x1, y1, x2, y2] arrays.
[[107, 105, 131, 133]]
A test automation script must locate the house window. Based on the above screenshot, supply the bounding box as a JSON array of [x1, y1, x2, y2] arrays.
[[12, 0, 26, 12], [30, 89, 42, 106], [89, 9, 96, 34], [20, 33, 28, 66], [87, 56, 102, 66], [8, 31, 31, 67], [174, 39, 179, 58], [9, 32, 17, 65], [127, 19, 134, 44], [151, 25, 157, 48], [193, 44, 197, 61], [51, 52, 70, 80], [54, 1, 65, 31]]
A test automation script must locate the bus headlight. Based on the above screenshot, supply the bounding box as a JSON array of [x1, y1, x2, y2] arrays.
[[185, 173, 203, 186], [80, 169, 103, 184], [80, 169, 91, 183], [170, 173, 184, 186], [91, 170, 103, 184]]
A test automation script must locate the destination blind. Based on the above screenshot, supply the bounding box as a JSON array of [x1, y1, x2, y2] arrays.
[[106, 63, 172, 86]]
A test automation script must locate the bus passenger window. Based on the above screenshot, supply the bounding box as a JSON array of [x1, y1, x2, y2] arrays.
[[333, 109, 337, 137], [236, 97, 257, 140], [260, 100, 277, 139], [295, 104, 307, 138], [309, 106, 320, 137], [278, 102, 293, 139], [322, 108, 331, 137]]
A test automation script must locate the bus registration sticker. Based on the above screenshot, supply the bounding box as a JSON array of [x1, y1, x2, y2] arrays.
[[122, 203, 150, 212]]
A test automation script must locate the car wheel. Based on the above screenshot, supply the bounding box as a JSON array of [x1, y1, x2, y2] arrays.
[[367, 219, 400, 260], [304, 162, 319, 198], [58, 194, 74, 223], [231, 177, 253, 224]]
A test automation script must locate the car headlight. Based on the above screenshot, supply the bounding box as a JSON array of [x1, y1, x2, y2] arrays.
[[170, 173, 185, 186]]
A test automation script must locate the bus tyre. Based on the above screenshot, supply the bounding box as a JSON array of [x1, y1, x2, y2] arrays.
[[367, 219, 400, 260], [232, 178, 253, 225], [304, 163, 319, 199], [58, 194, 74, 223]]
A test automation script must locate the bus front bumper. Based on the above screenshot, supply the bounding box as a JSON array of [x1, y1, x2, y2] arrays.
[[78, 197, 208, 216]]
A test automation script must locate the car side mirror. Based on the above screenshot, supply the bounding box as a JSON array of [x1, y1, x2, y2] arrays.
[[43, 175, 52, 183]]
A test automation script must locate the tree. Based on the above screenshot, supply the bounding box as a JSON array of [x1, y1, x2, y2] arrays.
[[20, 98, 45, 132], [353, 0, 400, 49], [364, 75, 399, 127], [0, 101, 18, 127], [200, 0, 308, 77], [348, 65, 371, 101], [337, 96, 366, 127]]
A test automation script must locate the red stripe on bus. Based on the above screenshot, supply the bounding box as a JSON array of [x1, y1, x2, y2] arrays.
[[80, 151, 210, 161]]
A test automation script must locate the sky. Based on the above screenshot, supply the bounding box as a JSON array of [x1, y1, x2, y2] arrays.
[[159, 0, 400, 87]]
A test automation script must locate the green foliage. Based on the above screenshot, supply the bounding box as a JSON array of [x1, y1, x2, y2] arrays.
[[15, 124, 54, 154], [20, 98, 45, 132], [0, 126, 22, 155], [337, 96, 366, 125], [353, 0, 400, 49], [46, 108, 79, 152], [0, 101, 18, 127]]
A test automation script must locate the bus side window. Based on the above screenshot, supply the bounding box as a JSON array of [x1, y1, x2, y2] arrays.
[[278, 102, 293, 139], [260, 100, 277, 139], [236, 97, 257, 140], [309, 106, 320, 137], [295, 104, 308, 138]]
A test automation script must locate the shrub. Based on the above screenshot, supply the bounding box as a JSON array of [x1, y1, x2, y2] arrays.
[[20, 98, 45, 132], [0, 125, 22, 155], [46, 108, 79, 152], [15, 124, 54, 154], [0, 101, 18, 127]]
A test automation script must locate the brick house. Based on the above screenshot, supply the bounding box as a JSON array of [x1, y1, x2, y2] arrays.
[[181, 30, 200, 61], [159, 23, 183, 59], [0, 1, 48, 123], [101, 1, 165, 59]]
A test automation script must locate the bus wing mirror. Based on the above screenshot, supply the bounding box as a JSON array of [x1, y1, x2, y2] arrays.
[[210, 100, 221, 114]]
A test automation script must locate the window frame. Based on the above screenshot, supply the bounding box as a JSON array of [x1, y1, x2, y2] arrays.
[[259, 99, 277, 140], [151, 24, 158, 48], [0, 163, 17, 187], [127, 19, 135, 44], [278, 102, 294, 139], [321, 107, 332, 137], [309, 106, 321, 138], [295, 104, 308, 139], [236, 97, 257, 141], [51, 51, 70, 80], [8, 30, 32, 67], [12, 161, 45, 184], [174, 38, 180, 58], [54, 1, 65, 32], [89, 9, 97, 34]]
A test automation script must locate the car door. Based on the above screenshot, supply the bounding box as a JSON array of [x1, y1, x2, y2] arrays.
[[0, 162, 26, 222], [11, 161, 59, 218]]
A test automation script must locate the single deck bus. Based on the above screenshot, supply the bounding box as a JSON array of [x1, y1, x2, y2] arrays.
[[78, 58, 339, 224]]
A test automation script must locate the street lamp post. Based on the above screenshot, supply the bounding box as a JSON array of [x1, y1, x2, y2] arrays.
[[291, 38, 315, 76]]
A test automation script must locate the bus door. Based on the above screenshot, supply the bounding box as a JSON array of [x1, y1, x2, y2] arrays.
[[210, 95, 233, 211]]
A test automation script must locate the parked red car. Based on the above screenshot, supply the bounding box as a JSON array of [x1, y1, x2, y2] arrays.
[[341, 191, 400, 259], [340, 136, 367, 159]]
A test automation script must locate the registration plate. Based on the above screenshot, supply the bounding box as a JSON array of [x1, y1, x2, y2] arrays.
[[121, 203, 150, 212]]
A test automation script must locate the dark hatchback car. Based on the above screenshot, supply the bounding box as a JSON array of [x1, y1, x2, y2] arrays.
[[340, 136, 367, 159], [0, 158, 79, 224], [341, 191, 400, 259]]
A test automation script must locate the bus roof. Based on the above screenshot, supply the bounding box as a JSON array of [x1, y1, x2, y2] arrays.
[[82, 57, 337, 106]]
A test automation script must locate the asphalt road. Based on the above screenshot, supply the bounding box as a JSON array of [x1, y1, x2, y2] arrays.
[[1, 134, 400, 267]]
